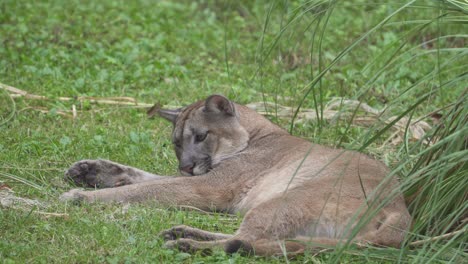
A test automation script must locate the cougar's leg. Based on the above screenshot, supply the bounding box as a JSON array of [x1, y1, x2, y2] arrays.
[[222, 189, 363, 257], [65, 159, 166, 188], [223, 192, 410, 256], [155, 188, 367, 256], [358, 209, 411, 248], [60, 175, 233, 211], [164, 234, 343, 257], [159, 225, 233, 241]]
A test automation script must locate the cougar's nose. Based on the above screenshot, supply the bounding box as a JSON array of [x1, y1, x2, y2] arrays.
[[180, 164, 194, 175]]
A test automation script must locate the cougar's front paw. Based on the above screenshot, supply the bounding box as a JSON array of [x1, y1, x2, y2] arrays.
[[65, 159, 128, 188], [59, 188, 86, 203], [65, 160, 100, 187]]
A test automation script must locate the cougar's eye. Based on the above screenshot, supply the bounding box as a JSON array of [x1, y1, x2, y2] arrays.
[[195, 132, 208, 143]]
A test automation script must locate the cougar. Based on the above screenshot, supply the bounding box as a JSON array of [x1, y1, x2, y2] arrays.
[[61, 94, 411, 256]]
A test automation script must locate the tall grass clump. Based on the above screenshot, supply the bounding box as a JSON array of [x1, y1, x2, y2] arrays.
[[401, 92, 467, 259], [252, 0, 467, 262]]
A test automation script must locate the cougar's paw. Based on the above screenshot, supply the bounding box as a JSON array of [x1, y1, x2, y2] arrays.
[[163, 240, 184, 250], [164, 239, 195, 253], [163, 239, 212, 255], [59, 188, 86, 203], [65, 160, 99, 187], [159, 225, 190, 241], [65, 159, 127, 188]]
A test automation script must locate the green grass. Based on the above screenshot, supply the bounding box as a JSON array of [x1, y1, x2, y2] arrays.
[[1, 0, 466, 263]]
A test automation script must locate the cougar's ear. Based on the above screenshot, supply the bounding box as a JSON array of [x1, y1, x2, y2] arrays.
[[157, 108, 181, 123], [204, 94, 236, 116]]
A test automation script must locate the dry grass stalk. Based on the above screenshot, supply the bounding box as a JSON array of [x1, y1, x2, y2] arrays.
[[72, 104, 77, 119], [0, 82, 152, 107], [22, 106, 73, 118], [2, 82, 433, 145], [247, 98, 432, 145]]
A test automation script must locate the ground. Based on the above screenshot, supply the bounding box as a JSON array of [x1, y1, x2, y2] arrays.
[[0, 0, 466, 263]]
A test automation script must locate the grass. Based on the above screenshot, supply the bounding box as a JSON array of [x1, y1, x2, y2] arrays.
[[0, 0, 467, 263]]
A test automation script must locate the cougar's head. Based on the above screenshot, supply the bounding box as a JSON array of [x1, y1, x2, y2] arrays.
[[158, 95, 249, 176]]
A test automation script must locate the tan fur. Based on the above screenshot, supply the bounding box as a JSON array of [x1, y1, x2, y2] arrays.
[[61, 95, 411, 256]]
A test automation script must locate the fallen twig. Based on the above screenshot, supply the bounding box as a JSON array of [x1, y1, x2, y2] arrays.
[[0, 187, 45, 208], [19, 106, 73, 118], [33, 211, 69, 219], [409, 228, 467, 247]]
